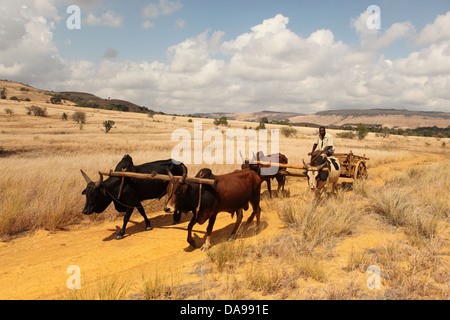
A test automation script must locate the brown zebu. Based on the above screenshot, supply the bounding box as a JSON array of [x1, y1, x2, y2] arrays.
[[164, 167, 263, 251], [241, 151, 288, 197]]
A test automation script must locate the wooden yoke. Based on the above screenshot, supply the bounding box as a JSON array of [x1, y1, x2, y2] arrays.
[[100, 170, 216, 186], [251, 160, 329, 172]]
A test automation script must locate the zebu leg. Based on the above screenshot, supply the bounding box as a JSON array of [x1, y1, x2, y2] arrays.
[[246, 186, 261, 226], [229, 209, 243, 241], [186, 212, 197, 249], [137, 203, 152, 231], [201, 215, 217, 251], [116, 208, 133, 240]]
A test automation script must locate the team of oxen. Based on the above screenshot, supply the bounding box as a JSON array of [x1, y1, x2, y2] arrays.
[[80, 152, 341, 251]]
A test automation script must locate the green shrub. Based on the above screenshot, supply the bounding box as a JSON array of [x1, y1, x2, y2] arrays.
[[214, 116, 228, 126], [280, 126, 297, 138], [102, 120, 115, 133], [356, 123, 369, 140], [26, 106, 47, 117]]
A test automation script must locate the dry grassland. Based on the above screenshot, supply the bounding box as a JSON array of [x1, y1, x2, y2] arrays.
[[0, 81, 449, 300]]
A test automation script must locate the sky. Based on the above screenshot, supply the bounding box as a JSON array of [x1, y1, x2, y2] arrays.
[[1, 0, 450, 115]]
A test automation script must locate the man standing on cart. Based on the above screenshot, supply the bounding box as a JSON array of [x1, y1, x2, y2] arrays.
[[308, 126, 335, 164]]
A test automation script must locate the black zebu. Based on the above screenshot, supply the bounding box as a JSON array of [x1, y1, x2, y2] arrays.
[[81, 155, 186, 239]]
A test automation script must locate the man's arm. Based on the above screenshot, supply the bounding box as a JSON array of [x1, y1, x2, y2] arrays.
[[308, 143, 318, 156]]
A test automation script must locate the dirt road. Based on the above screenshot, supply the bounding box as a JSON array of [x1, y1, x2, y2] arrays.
[[0, 204, 280, 299]]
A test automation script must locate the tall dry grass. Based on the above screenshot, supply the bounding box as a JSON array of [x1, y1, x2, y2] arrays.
[[64, 277, 130, 300], [277, 192, 364, 249], [369, 161, 449, 243]]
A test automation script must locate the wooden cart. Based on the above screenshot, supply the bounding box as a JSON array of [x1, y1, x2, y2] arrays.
[[333, 151, 369, 180], [252, 150, 369, 180]]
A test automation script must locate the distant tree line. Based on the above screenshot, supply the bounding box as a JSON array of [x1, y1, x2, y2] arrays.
[[336, 124, 450, 138]]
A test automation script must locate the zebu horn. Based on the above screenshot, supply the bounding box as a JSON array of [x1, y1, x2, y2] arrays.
[[302, 159, 310, 170], [80, 169, 93, 184], [180, 165, 187, 183], [95, 171, 103, 188], [239, 150, 245, 163], [166, 166, 174, 180], [317, 162, 327, 171]]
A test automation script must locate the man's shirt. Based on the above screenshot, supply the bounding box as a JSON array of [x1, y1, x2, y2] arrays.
[[315, 132, 334, 151]]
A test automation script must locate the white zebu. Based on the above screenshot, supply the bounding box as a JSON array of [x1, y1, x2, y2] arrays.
[[303, 155, 341, 196]]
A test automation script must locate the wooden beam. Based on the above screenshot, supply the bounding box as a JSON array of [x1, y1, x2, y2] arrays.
[[280, 171, 307, 177], [99, 170, 216, 186], [253, 160, 328, 171], [252, 160, 306, 170]]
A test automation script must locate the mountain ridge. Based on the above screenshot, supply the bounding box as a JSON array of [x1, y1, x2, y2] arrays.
[[191, 109, 450, 129]]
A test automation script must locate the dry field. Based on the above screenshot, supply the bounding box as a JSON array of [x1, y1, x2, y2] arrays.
[[0, 81, 449, 300]]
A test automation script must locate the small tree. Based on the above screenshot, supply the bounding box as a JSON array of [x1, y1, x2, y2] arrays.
[[214, 116, 228, 126], [255, 121, 266, 130], [281, 126, 297, 138], [356, 123, 369, 140], [50, 94, 62, 104], [71, 111, 86, 124], [4, 108, 14, 116], [26, 106, 47, 117], [1, 87, 6, 99], [102, 120, 115, 133]]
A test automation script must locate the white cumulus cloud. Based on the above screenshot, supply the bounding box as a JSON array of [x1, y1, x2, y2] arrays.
[[84, 10, 124, 28], [2, 6, 450, 114]]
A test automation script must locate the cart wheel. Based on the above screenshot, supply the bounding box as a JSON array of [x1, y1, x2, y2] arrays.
[[354, 161, 368, 180]]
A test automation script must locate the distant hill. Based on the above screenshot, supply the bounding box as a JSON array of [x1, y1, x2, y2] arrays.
[[1, 80, 448, 128], [316, 108, 450, 118], [194, 109, 450, 129], [58, 91, 156, 114], [0, 80, 156, 115]]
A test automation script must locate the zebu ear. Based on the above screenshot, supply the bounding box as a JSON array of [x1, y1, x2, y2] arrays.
[[95, 172, 103, 188]]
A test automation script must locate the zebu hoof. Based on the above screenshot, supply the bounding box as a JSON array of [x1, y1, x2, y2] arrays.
[[115, 234, 124, 240], [187, 239, 196, 249], [145, 226, 153, 231], [200, 243, 211, 251]]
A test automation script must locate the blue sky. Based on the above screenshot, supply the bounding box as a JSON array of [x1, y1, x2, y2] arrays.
[[53, 0, 449, 62], [1, 0, 450, 114]]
